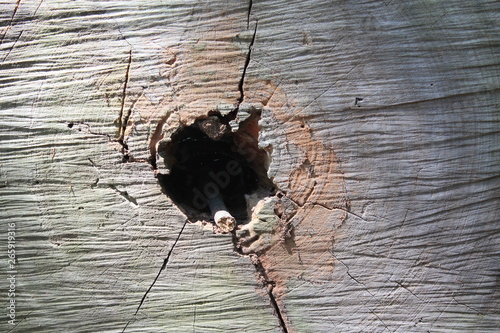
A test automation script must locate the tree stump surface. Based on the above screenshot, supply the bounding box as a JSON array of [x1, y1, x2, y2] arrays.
[[1, 1, 498, 332]]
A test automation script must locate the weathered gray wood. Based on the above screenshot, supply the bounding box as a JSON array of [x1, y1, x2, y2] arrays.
[[1, 0, 499, 332]]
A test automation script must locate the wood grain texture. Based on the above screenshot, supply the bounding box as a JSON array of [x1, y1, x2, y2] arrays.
[[1, 0, 499, 332]]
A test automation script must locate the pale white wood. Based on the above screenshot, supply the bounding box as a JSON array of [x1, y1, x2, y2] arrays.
[[1, 0, 499, 332]]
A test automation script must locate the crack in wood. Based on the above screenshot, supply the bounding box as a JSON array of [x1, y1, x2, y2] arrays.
[[246, 0, 253, 29], [247, 254, 290, 333], [118, 49, 132, 138], [393, 280, 424, 302], [315, 202, 367, 223], [120, 320, 130, 333], [267, 283, 289, 333], [232, 234, 291, 333], [225, 20, 258, 122], [0, 0, 22, 46], [108, 185, 138, 206], [238, 21, 258, 106], [87, 158, 98, 168], [33, 0, 44, 17], [281, 187, 362, 225], [122, 221, 188, 332], [368, 308, 391, 332], [332, 254, 374, 297], [451, 294, 484, 315], [116, 49, 133, 155], [67, 122, 112, 140], [122, 94, 140, 137], [134, 220, 187, 315], [1, 30, 23, 63], [262, 79, 282, 107], [192, 304, 197, 331], [149, 111, 172, 170]]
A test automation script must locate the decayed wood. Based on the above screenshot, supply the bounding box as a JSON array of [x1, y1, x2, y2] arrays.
[[1, 0, 499, 332]]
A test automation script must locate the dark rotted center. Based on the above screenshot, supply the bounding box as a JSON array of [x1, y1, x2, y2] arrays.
[[157, 126, 258, 221]]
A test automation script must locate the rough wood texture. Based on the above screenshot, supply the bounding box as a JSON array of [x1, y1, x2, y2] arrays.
[[1, 1, 499, 332]]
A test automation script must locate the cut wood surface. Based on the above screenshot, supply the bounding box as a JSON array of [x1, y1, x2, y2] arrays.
[[1, 1, 499, 332]]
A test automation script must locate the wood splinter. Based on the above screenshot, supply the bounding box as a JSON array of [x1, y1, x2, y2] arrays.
[[208, 193, 236, 233]]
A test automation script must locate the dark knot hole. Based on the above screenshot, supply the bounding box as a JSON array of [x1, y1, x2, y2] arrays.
[[157, 115, 273, 224]]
